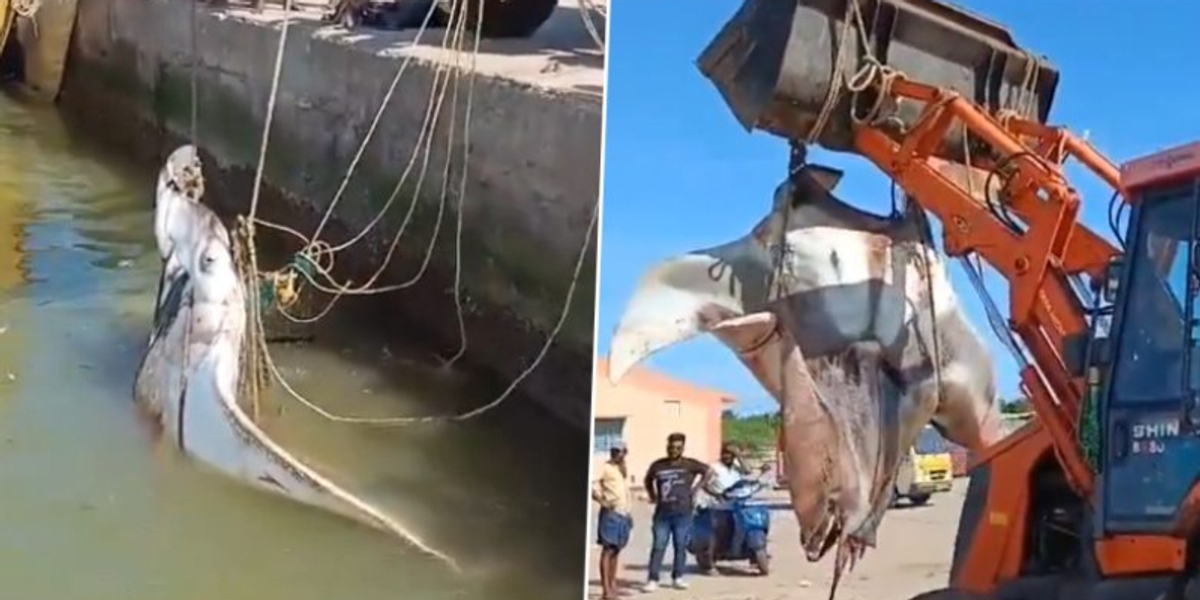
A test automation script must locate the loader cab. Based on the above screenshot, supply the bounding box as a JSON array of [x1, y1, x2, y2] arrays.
[[1094, 140, 1200, 536]]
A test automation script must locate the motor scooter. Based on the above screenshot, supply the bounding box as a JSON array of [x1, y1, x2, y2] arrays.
[[687, 478, 771, 575]]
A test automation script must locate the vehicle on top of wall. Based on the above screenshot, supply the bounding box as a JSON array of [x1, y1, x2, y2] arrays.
[[329, 0, 559, 39]]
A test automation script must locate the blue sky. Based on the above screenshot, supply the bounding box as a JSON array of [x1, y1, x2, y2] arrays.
[[595, 1, 1200, 415]]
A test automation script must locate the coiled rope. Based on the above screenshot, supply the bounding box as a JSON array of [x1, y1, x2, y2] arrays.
[[191, 0, 598, 426], [268, 4, 471, 325], [806, 0, 906, 147]]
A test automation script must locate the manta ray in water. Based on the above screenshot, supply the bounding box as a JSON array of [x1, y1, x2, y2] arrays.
[[608, 164, 1004, 593], [133, 145, 455, 568]]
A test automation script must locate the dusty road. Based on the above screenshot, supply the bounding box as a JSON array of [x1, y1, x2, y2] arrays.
[[587, 480, 967, 600]]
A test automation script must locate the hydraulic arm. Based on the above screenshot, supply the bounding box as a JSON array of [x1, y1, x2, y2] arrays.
[[851, 77, 1116, 494], [846, 75, 1193, 590], [697, 0, 1200, 595]]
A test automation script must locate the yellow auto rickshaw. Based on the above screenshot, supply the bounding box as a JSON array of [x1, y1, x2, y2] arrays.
[[892, 425, 954, 506]]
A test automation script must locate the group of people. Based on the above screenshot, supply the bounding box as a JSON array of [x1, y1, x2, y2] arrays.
[[591, 432, 772, 598]]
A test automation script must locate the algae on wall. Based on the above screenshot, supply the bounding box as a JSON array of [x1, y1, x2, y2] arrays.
[[13, 0, 78, 100]]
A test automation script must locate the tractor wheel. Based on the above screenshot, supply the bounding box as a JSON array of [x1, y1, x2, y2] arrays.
[[383, 0, 438, 29], [909, 492, 932, 506], [436, 0, 559, 39]]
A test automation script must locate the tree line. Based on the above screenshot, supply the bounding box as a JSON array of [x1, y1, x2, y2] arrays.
[[722, 396, 1033, 451]]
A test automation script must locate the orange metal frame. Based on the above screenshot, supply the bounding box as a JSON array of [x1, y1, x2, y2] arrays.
[[848, 78, 1187, 591], [1121, 140, 1200, 192]]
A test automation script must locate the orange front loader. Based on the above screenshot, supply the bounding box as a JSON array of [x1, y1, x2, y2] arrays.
[[700, 0, 1200, 598]]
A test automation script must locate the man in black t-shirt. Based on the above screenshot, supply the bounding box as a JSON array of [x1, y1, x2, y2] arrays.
[[640, 432, 712, 591]]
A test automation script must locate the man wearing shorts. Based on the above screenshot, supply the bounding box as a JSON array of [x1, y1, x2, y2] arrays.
[[592, 443, 633, 600]]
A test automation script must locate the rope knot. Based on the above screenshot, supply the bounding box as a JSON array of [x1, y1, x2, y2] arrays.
[[995, 108, 1021, 130], [260, 269, 300, 310], [12, 0, 40, 19], [848, 57, 906, 127]]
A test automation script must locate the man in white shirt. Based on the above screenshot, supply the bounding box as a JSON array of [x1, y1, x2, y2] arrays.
[[701, 443, 771, 573], [707, 443, 747, 511]]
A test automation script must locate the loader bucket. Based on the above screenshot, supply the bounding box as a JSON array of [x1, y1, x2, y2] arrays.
[[697, 0, 1060, 160]]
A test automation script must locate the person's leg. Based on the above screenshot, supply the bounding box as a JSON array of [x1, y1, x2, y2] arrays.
[[704, 510, 721, 573], [599, 547, 616, 599], [598, 546, 609, 597], [609, 550, 623, 596], [645, 512, 669, 589], [609, 550, 621, 594], [612, 513, 631, 594], [670, 511, 693, 585], [597, 509, 613, 598], [730, 510, 745, 557]]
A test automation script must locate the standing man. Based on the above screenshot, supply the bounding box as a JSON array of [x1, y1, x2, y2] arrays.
[[592, 443, 633, 600], [642, 432, 712, 592]]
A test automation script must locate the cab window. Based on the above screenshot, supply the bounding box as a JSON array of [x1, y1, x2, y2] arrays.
[[1111, 188, 1200, 403], [914, 427, 946, 454]]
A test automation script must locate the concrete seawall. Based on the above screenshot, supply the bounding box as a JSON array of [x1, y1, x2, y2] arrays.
[[61, 0, 604, 429]]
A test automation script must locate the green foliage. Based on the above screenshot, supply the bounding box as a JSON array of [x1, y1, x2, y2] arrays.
[[722, 410, 779, 453], [1001, 396, 1032, 414], [722, 396, 1033, 454]]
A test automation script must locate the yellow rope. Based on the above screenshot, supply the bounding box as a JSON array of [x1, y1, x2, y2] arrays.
[[263, 0, 471, 327], [189, 0, 199, 147], [263, 198, 599, 425], [806, 0, 909, 145], [804, 0, 858, 145], [170, 0, 573, 570], [233, 0, 594, 426], [266, 0, 472, 310], [118, 0, 577, 453], [306, 0, 442, 247]]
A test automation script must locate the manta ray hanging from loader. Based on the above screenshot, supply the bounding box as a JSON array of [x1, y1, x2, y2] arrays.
[[133, 145, 455, 568], [608, 163, 1004, 587]]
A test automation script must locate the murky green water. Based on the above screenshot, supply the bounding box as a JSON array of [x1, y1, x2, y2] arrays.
[[0, 94, 587, 600]]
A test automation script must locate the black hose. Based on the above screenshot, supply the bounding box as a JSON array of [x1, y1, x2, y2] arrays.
[[1107, 190, 1127, 248], [983, 151, 1038, 234]]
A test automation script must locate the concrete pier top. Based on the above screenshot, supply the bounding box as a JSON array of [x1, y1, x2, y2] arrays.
[[221, 0, 605, 99]]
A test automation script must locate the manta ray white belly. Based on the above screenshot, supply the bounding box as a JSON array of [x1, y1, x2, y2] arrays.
[[134, 271, 379, 526], [133, 146, 452, 566]]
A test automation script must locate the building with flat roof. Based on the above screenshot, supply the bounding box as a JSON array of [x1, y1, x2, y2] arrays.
[[592, 359, 736, 488]]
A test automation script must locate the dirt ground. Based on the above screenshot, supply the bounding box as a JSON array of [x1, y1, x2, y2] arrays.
[[586, 479, 967, 600]]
